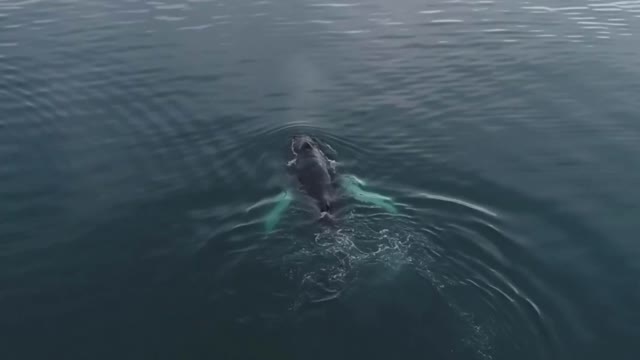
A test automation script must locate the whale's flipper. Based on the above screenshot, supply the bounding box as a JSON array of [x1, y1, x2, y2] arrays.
[[264, 190, 294, 233], [340, 175, 398, 213]]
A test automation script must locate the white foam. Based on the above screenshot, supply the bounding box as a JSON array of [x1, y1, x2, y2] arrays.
[[0, 0, 40, 8], [178, 24, 211, 30], [592, 7, 623, 11], [32, 18, 58, 23], [155, 4, 189, 10], [431, 19, 464, 23], [155, 15, 185, 21], [328, 29, 369, 34], [114, 20, 144, 25], [589, 1, 640, 8], [80, 13, 107, 19], [578, 21, 627, 26], [415, 192, 498, 217], [521, 6, 588, 12], [119, 9, 149, 14], [310, 3, 360, 7]]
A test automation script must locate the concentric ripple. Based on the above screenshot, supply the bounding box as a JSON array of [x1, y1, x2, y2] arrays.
[[185, 119, 635, 359], [2, 0, 640, 359]]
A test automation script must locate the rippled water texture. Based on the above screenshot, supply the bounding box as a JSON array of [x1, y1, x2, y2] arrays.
[[1, 0, 640, 359]]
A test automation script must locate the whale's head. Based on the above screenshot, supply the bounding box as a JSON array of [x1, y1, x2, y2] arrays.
[[291, 135, 318, 155]]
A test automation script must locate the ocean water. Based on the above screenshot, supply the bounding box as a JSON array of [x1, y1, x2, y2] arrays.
[[1, 0, 640, 359]]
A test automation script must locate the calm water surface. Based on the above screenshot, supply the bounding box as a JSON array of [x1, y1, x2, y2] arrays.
[[1, 0, 640, 359]]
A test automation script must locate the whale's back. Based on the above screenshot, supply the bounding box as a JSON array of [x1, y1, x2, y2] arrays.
[[291, 136, 335, 211], [295, 153, 333, 210]]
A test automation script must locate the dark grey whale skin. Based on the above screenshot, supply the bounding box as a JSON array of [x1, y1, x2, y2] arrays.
[[289, 135, 336, 213]]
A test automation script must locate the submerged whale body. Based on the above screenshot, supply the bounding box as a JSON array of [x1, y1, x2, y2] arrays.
[[263, 135, 399, 232], [290, 135, 336, 213]]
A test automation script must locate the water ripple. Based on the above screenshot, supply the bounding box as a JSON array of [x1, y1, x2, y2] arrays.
[[309, 3, 361, 7], [2, 0, 639, 358]]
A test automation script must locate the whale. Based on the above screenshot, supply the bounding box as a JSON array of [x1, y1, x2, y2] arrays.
[[290, 134, 337, 214], [263, 135, 399, 232]]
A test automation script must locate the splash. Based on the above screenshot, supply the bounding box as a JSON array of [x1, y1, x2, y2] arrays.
[[279, 215, 494, 358], [284, 219, 422, 307]]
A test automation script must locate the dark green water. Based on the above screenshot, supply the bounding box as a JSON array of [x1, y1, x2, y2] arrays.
[[2, 0, 640, 359]]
